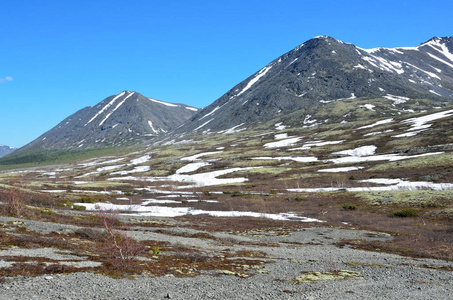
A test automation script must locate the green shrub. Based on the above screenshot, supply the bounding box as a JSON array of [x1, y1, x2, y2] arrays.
[[342, 204, 357, 210], [393, 208, 418, 217], [152, 245, 161, 255], [72, 205, 87, 211], [40, 209, 53, 215], [79, 197, 97, 203]]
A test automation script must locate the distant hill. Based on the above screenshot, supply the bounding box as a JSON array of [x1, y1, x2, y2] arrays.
[[0, 145, 15, 158], [173, 36, 453, 134], [17, 91, 198, 151]]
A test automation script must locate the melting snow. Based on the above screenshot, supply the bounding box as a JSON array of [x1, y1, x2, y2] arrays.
[[252, 156, 318, 163], [148, 121, 159, 134], [405, 62, 441, 80], [425, 38, 453, 63], [290, 140, 344, 151], [131, 155, 150, 165], [181, 151, 223, 162], [176, 162, 210, 174], [99, 92, 135, 126], [274, 133, 289, 140], [327, 152, 443, 164], [219, 123, 246, 134], [200, 105, 223, 120], [360, 104, 375, 111], [364, 130, 394, 137], [384, 94, 410, 105], [110, 167, 258, 188], [111, 166, 150, 175], [167, 168, 257, 188], [75, 202, 323, 222], [85, 91, 126, 126], [194, 119, 213, 131], [237, 65, 272, 96], [288, 178, 453, 193], [275, 122, 287, 130], [402, 109, 453, 132], [148, 98, 178, 107], [358, 118, 393, 130], [333, 145, 377, 157], [317, 166, 364, 173], [264, 137, 302, 148]]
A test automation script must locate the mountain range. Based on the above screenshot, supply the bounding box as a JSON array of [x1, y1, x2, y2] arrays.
[[0, 145, 15, 158], [177, 36, 453, 134], [4, 35, 453, 162]]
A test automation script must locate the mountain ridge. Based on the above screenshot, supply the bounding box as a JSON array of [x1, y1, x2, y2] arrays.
[[5, 35, 453, 162], [171, 36, 453, 135], [17, 91, 198, 152]]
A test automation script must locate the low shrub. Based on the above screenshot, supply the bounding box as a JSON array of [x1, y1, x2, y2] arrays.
[[342, 204, 357, 210], [72, 205, 86, 211], [393, 208, 418, 217]]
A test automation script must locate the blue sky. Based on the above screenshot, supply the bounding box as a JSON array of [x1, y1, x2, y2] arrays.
[[1, 0, 451, 148]]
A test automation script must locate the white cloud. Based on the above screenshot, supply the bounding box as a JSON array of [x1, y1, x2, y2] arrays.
[[0, 76, 13, 84]]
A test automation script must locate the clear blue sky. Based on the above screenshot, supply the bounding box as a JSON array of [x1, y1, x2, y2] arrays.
[[1, 0, 451, 148]]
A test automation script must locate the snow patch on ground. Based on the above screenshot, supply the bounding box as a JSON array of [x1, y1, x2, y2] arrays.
[[288, 178, 453, 193], [275, 122, 287, 130], [111, 166, 150, 175], [130, 155, 150, 165], [360, 119, 394, 130], [317, 167, 364, 173], [274, 133, 289, 140], [333, 145, 377, 157], [219, 123, 246, 134], [327, 152, 443, 164], [75, 202, 323, 222], [384, 94, 410, 105], [252, 156, 318, 163], [264, 137, 302, 148], [181, 151, 223, 162], [176, 162, 211, 174], [402, 109, 453, 132], [364, 130, 394, 137], [360, 104, 375, 111], [290, 140, 344, 150]]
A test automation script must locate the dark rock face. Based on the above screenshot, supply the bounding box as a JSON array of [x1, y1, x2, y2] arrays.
[[19, 91, 198, 151], [176, 36, 453, 134]]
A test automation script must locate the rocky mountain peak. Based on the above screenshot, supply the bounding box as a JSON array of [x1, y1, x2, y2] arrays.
[[172, 36, 453, 135], [16, 91, 198, 151]]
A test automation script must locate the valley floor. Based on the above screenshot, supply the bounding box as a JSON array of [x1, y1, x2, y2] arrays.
[[1, 214, 452, 300]]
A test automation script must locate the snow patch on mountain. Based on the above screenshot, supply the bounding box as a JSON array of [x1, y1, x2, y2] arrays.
[[148, 98, 178, 107], [85, 91, 126, 126], [99, 92, 135, 126], [236, 65, 273, 96]]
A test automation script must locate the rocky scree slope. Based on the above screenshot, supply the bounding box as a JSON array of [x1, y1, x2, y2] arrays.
[[174, 36, 453, 134], [17, 91, 198, 151]]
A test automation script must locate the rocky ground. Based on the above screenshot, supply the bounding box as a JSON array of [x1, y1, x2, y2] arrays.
[[1, 214, 452, 300]]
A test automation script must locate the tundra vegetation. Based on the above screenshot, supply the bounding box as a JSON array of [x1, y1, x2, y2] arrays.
[[1, 105, 453, 281]]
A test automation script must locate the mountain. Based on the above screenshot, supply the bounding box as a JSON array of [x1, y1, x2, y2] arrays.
[[0, 145, 15, 158], [19, 91, 198, 151], [173, 36, 453, 135]]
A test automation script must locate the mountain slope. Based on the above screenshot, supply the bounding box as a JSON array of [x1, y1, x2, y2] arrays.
[[0, 145, 15, 158], [19, 91, 198, 151], [174, 36, 453, 134]]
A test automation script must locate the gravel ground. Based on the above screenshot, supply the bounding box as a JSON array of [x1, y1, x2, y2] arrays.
[[1, 216, 452, 299]]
